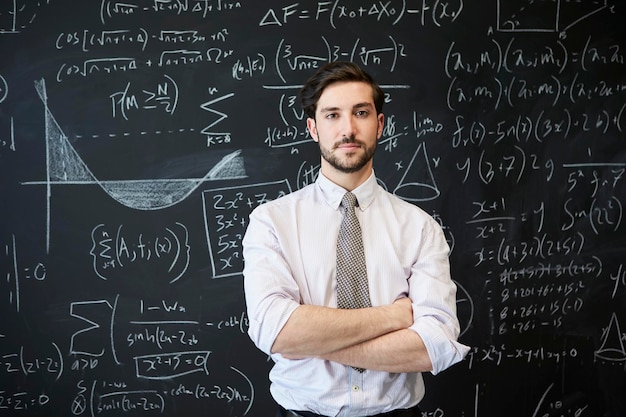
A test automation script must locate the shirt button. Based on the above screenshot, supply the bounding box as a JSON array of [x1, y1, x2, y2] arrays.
[[352, 385, 359, 392]]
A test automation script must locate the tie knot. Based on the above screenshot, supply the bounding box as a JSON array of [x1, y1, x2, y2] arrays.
[[341, 192, 358, 211]]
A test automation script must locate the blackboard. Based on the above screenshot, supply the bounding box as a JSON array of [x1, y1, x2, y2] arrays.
[[1, 1, 625, 416]]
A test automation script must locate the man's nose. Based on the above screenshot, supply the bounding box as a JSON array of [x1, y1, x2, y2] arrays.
[[341, 116, 357, 138]]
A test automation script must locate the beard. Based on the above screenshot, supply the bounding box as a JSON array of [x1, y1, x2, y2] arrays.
[[318, 136, 377, 173]]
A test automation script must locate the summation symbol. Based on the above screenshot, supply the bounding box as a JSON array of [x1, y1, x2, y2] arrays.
[[69, 299, 113, 358], [200, 92, 234, 131], [200, 92, 234, 146]]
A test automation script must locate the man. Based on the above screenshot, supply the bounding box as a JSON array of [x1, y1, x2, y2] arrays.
[[243, 61, 469, 417]]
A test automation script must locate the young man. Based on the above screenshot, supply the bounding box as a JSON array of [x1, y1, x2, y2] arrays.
[[243, 61, 469, 417]]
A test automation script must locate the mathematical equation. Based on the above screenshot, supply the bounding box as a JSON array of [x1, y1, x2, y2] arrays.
[[90, 223, 190, 283], [466, 344, 580, 368], [202, 180, 292, 278], [0, 342, 63, 380], [1, 235, 46, 313], [96, 0, 464, 28], [1, 1, 625, 416], [70, 374, 253, 416], [33, 296, 258, 415], [445, 34, 626, 111], [53, 32, 406, 85]]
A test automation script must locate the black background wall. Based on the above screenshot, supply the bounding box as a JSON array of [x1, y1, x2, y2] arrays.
[[1, 1, 625, 416]]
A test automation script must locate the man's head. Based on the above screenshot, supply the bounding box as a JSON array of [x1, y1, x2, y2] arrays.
[[300, 61, 384, 120], [300, 62, 385, 185]]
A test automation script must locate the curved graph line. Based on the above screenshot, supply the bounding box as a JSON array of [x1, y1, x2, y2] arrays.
[[101, 150, 245, 210], [33, 78, 247, 210]]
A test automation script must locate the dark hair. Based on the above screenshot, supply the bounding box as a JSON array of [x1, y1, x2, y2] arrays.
[[299, 61, 384, 119]]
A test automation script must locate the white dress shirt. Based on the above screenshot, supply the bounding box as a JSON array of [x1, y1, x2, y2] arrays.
[[243, 171, 469, 417]]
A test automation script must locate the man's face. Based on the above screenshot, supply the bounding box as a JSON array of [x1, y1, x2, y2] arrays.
[[307, 81, 384, 175]]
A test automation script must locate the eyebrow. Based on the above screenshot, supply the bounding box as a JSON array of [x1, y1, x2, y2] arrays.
[[319, 102, 374, 113]]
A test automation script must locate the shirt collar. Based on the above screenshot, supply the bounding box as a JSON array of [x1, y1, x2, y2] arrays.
[[316, 171, 377, 211]]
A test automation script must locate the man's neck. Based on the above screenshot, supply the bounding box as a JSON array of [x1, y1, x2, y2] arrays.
[[321, 164, 373, 192]]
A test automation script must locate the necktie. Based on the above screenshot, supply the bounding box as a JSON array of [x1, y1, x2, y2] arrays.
[[336, 192, 371, 372]]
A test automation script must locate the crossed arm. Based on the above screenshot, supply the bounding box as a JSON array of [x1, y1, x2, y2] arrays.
[[270, 297, 433, 373]]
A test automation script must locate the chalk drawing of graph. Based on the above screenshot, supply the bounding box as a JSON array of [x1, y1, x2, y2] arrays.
[[29, 79, 247, 251], [497, 0, 608, 33]]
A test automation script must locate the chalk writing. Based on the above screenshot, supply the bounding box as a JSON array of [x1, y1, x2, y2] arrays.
[[202, 180, 292, 278], [1, 235, 46, 312], [90, 222, 191, 283], [1, 1, 625, 416], [0, 342, 63, 381]]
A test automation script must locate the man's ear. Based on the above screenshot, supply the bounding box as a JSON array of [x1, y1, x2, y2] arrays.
[[377, 113, 385, 140], [307, 117, 319, 142]]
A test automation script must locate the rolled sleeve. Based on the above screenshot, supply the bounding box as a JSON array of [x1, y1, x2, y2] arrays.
[[408, 218, 470, 374], [243, 206, 300, 355], [411, 318, 470, 374]]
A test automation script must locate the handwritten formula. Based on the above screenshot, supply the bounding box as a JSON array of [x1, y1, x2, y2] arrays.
[[1, 1, 625, 416]]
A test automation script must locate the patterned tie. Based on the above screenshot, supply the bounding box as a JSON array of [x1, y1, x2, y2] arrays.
[[336, 192, 371, 372]]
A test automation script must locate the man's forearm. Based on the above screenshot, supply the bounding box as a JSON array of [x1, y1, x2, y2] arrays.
[[271, 298, 413, 357], [318, 328, 433, 373]]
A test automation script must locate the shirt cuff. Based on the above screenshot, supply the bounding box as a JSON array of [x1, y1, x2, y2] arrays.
[[411, 319, 471, 375], [248, 299, 300, 355]]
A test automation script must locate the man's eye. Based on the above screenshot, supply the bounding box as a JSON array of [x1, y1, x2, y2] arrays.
[[356, 110, 368, 117], [325, 113, 337, 119]]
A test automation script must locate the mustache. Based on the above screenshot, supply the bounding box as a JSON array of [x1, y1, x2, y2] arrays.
[[333, 136, 363, 148]]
